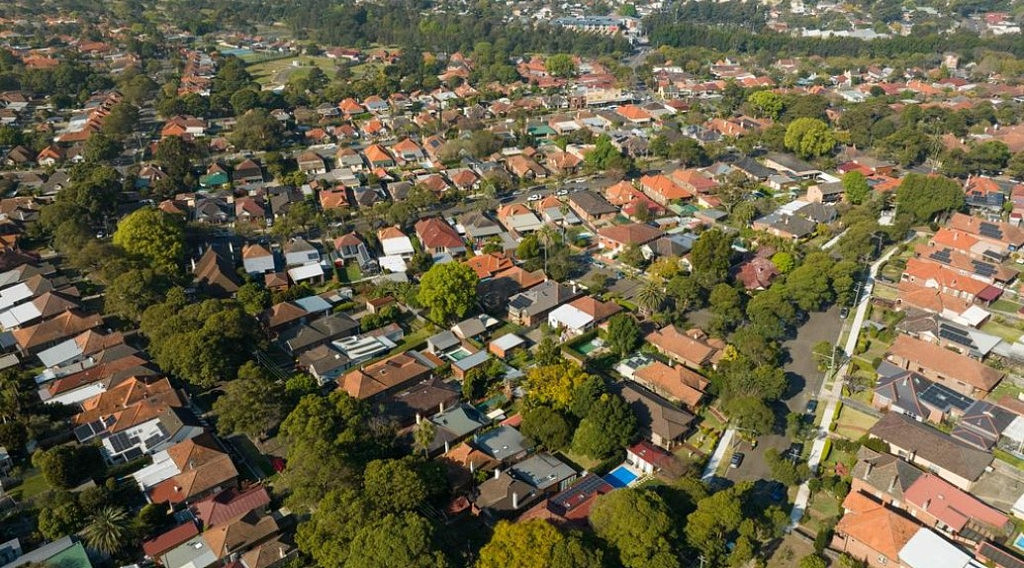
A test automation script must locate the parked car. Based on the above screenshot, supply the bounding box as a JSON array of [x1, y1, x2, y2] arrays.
[[786, 443, 804, 463], [555, 189, 569, 196], [729, 452, 745, 468], [839, 306, 850, 319], [805, 399, 818, 415], [769, 482, 786, 502], [527, 194, 541, 202]]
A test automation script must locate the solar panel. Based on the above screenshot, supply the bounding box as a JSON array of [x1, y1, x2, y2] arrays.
[[982, 249, 1006, 262], [929, 250, 952, 263], [979, 222, 1004, 239], [939, 328, 974, 347], [551, 474, 611, 510], [107, 431, 132, 453], [939, 323, 969, 337]]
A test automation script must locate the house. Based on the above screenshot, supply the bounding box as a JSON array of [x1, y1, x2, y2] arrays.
[[464, 253, 514, 280], [547, 296, 622, 339], [425, 330, 460, 355], [415, 217, 466, 257], [234, 197, 267, 226], [868, 413, 992, 490], [495, 203, 543, 235], [631, 361, 707, 410], [885, 334, 1003, 397], [278, 313, 360, 355], [763, 153, 820, 178], [339, 352, 436, 400], [283, 237, 320, 267], [459, 211, 503, 246], [902, 473, 1010, 543], [297, 345, 351, 385], [734, 256, 780, 291], [452, 314, 496, 341], [334, 233, 373, 268], [191, 486, 272, 529], [391, 138, 425, 164], [645, 325, 725, 370], [232, 159, 264, 185], [519, 473, 613, 526], [627, 440, 677, 476], [505, 155, 548, 180], [850, 446, 925, 506], [363, 144, 395, 168], [507, 280, 583, 327], [425, 403, 491, 453], [136, 433, 239, 505], [831, 491, 921, 568], [951, 399, 1018, 450], [378, 226, 415, 258], [35, 145, 64, 167], [242, 244, 275, 275], [296, 151, 326, 176], [806, 181, 844, 203], [473, 453, 577, 517], [160, 512, 280, 568], [471, 425, 533, 464], [902, 257, 1001, 304], [872, 368, 973, 424], [451, 350, 491, 380], [143, 523, 201, 561], [597, 223, 664, 253], [639, 174, 692, 205], [568, 191, 618, 225], [617, 383, 695, 450], [12, 310, 103, 355], [949, 212, 1024, 253], [192, 247, 240, 298]]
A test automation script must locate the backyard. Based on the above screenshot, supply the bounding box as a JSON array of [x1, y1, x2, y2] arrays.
[[248, 55, 342, 87], [832, 406, 878, 440]]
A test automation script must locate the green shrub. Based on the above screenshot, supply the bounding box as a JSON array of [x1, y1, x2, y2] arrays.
[[821, 438, 832, 462]]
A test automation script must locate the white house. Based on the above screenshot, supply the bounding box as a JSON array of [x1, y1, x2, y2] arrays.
[[242, 244, 275, 275], [378, 226, 415, 258], [548, 303, 594, 338]]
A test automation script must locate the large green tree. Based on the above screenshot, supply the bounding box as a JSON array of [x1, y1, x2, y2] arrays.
[[112, 208, 185, 275], [81, 506, 132, 555], [478, 520, 602, 568], [519, 406, 573, 450], [591, 488, 680, 568], [104, 268, 171, 321], [841, 171, 870, 205], [605, 313, 640, 358], [416, 262, 479, 325], [572, 393, 637, 459], [230, 108, 284, 150], [895, 173, 964, 223], [212, 362, 286, 438], [784, 118, 835, 158], [689, 229, 732, 288]]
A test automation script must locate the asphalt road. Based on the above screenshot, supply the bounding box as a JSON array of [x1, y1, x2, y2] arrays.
[[725, 306, 843, 483]]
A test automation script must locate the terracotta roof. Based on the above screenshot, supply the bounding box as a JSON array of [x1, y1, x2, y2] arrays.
[[363, 144, 393, 165], [192, 486, 271, 528], [202, 512, 278, 558], [75, 377, 184, 433], [46, 352, 154, 396], [464, 253, 514, 279], [167, 433, 230, 470], [640, 174, 693, 200], [836, 491, 920, 561], [903, 474, 1009, 532], [265, 301, 307, 329], [243, 244, 272, 259], [605, 181, 639, 205], [12, 310, 102, 351], [567, 296, 621, 322], [378, 226, 408, 241], [142, 522, 199, 558], [238, 536, 292, 568], [415, 217, 464, 249], [888, 334, 1003, 393], [950, 212, 1024, 248], [645, 325, 723, 368], [633, 361, 706, 408], [903, 257, 991, 297], [615, 104, 653, 121], [339, 352, 433, 399], [896, 280, 973, 315], [148, 451, 238, 504], [598, 223, 664, 246]]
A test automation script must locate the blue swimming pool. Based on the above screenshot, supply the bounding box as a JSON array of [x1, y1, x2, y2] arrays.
[[605, 465, 638, 488], [1013, 532, 1024, 552]]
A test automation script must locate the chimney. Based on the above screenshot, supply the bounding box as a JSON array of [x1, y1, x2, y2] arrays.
[[889, 474, 897, 493], [415, 413, 421, 424], [512, 491, 519, 509], [439, 401, 445, 413], [444, 440, 450, 453], [494, 469, 501, 480], [922, 499, 931, 510], [864, 461, 873, 478], [469, 460, 475, 473]]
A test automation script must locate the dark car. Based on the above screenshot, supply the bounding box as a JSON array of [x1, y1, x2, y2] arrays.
[[769, 482, 786, 502], [786, 443, 804, 463], [730, 452, 745, 469], [805, 399, 819, 415], [839, 306, 850, 319]]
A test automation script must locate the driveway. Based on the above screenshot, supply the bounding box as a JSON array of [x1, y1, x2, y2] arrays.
[[726, 307, 843, 484]]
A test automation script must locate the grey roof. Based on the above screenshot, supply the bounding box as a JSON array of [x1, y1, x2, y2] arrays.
[[473, 426, 533, 461], [452, 317, 486, 338], [162, 534, 217, 568], [292, 295, 332, 314], [0, 536, 77, 568], [952, 400, 1017, 450], [617, 383, 695, 443], [280, 313, 359, 354], [850, 446, 924, 502], [511, 452, 577, 491], [430, 403, 490, 438], [427, 330, 460, 352], [458, 211, 503, 238], [490, 333, 525, 351], [508, 281, 581, 317], [795, 202, 837, 224], [869, 413, 992, 482], [569, 191, 618, 216], [454, 350, 490, 372], [732, 157, 774, 179], [765, 152, 819, 175]]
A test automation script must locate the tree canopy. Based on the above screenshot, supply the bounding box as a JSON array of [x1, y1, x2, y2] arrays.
[[477, 520, 602, 568], [895, 173, 964, 223], [417, 262, 479, 325], [112, 208, 185, 274], [591, 488, 680, 568], [784, 118, 835, 158]]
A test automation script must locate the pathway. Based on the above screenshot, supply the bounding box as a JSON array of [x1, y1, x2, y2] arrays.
[[788, 246, 898, 529], [701, 427, 736, 480]]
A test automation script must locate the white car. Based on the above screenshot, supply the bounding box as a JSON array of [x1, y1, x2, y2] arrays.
[[527, 194, 542, 202], [555, 189, 568, 196]]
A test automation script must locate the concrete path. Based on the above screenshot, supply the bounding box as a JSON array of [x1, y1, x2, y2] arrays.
[[701, 426, 736, 480], [788, 246, 898, 528]]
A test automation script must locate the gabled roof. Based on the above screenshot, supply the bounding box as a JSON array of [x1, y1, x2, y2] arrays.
[[645, 325, 724, 368], [888, 334, 1003, 393], [143, 522, 199, 559], [567, 296, 621, 322], [836, 491, 920, 561], [633, 361, 706, 408], [12, 310, 102, 351], [192, 486, 271, 528], [202, 512, 279, 559], [851, 446, 924, 502], [868, 413, 992, 482], [903, 473, 1009, 533], [193, 247, 240, 295], [339, 352, 434, 399], [618, 382, 695, 442], [415, 217, 464, 249], [75, 377, 184, 433], [598, 223, 664, 246]]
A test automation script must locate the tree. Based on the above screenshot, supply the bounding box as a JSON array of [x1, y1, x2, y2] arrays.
[[770, 251, 795, 274], [745, 288, 795, 337], [685, 484, 745, 565], [235, 282, 271, 316], [606, 314, 641, 358], [799, 554, 828, 568], [636, 280, 667, 315], [618, 243, 646, 268], [544, 54, 577, 78], [0, 422, 27, 454], [520, 406, 573, 450], [212, 362, 285, 438], [785, 261, 834, 312], [412, 420, 436, 457], [591, 488, 680, 568], [33, 445, 104, 489], [416, 262, 478, 325], [37, 492, 87, 540], [526, 364, 592, 410], [966, 140, 1010, 174], [572, 393, 637, 459], [81, 506, 132, 555], [363, 459, 428, 513], [345, 513, 446, 568], [747, 90, 784, 119], [478, 520, 602, 568], [709, 284, 744, 334], [690, 229, 732, 288], [104, 268, 171, 321], [83, 133, 123, 163], [516, 234, 540, 259], [784, 118, 835, 159], [154, 135, 199, 185], [841, 171, 870, 205], [230, 108, 284, 151], [112, 208, 185, 274], [895, 173, 964, 223], [103, 102, 139, 138], [724, 396, 775, 436], [585, 135, 632, 173]]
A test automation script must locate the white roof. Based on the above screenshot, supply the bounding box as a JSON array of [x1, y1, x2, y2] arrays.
[[132, 451, 181, 489], [1003, 415, 1024, 444], [293, 295, 331, 314], [898, 528, 971, 568], [36, 337, 83, 369], [490, 333, 525, 350], [0, 302, 41, 330], [956, 305, 991, 328], [287, 263, 324, 282], [379, 255, 408, 273], [381, 236, 415, 256], [1012, 490, 1024, 517], [0, 283, 33, 311], [548, 303, 593, 330]]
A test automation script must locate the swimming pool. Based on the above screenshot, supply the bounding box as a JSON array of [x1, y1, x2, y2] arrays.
[[605, 465, 639, 488], [447, 347, 472, 361], [1013, 532, 1024, 552], [577, 337, 604, 355], [219, 48, 254, 57]]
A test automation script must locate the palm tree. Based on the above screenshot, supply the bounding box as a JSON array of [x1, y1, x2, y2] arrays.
[[636, 280, 667, 317], [81, 506, 131, 555], [412, 420, 437, 457]]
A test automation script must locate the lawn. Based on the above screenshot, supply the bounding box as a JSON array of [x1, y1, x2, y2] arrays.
[[802, 490, 842, 536], [388, 326, 434, 356], [248, 55, 340, 87], [558, 449, 602, 473], [991, 298, 1023, 314], [833, 407, 878, 440], [8, 469, 50, 503], [342, 262, 362, 283], [989, 380, 1023, 403], [981, 318, 1024, 343], [767, 532, 815, 568]]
